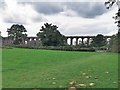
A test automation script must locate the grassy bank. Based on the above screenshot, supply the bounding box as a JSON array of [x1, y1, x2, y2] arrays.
[[2, 48, 118, 88]]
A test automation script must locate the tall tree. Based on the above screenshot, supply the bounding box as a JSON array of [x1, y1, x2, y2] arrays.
[[105, 0, 120, 52], [91, 34, 107, 48], [7, 24, 27, 45], [105, 0, 120, 32], [37, 23, 66, 46]]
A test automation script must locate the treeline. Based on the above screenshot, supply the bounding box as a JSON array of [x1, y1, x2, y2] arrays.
[[92, 33, 120, 53], [2, 23, 120, 53], [6, 23, 66, 46]]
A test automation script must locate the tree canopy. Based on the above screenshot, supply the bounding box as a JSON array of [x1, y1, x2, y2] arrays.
[[105, 0, 116, 9], [37, 23, 66, 46], [108, 32, 120, 52], [7, 24, 27, 45], [91, 34, 107, 48]]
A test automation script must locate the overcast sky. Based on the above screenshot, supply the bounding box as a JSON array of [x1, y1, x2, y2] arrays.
[[0, 0, 118, 37]]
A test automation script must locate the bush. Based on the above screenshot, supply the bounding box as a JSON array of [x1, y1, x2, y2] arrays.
[[10, 45, 95, 52]]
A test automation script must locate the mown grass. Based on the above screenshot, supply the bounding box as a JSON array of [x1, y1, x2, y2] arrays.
[[2, 48, 118, 88]]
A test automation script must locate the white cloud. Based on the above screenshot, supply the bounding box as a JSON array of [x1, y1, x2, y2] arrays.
[[3, 2, 40, 24], [45, 6, 117, 36], [0, 0, 47, 36], [0, 0, 118, 37]]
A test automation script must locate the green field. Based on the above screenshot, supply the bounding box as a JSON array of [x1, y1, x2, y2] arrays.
[[2, 48, 118, 88]]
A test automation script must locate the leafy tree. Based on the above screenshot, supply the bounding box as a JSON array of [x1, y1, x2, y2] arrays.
[[91, 34, 107, 48], [108, 32, 120, 52], [105, 0, 116, 9], [37, 23, 66, 46], [105, 0, 120, 32], [7, 24, 27, 45], [105, 0, 120, 52], [108, 34, 117, 52]]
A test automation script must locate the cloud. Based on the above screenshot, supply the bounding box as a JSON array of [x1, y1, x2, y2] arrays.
[[45, 5, 117, 36], [32, 2, 64, 15], [0, 0, 46, 24], [32, 2, 108, 18], [63, 2, 108, 18], [0, 0, 118, 37]]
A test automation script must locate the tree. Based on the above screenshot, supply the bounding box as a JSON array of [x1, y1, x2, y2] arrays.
[[108, 32, 120, 52], [105, 0, 120, 52], [105, 0, 120, 32], [37, 23, 66, 46], [7, 24, 27, 45], [108, 34, 117, 52], [91, 34, 107, 48], [105, 0, 116, 9]]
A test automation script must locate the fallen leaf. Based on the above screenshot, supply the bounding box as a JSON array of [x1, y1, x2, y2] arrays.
[[85, 76, 89, 78], [52, 78, 56, 80], [68, 87, 76, 90], [69, 81, 76, 85], [82, 73, 86, 75], [113, 82, 117, 84], [86, 76, 91, 79], [105, 71, 109, 74], [78, 84, 86, 87], [52, 82, 56, 85], [89, 83, 95, 86]]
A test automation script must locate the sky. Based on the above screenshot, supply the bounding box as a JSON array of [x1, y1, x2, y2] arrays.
[[0, 0, 118, 37]]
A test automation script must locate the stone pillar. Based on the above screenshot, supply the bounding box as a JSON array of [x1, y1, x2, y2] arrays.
[[107, 38, 111, 45], [27, 38, 31, 46], [32, 38, 35, 46], [89, 38, 93, 45], [81, 38, 84, 45], [36, 38, 39, 47], [21, 38, 25, 45], [87, 38, 90, 46], [65, 37, 68, 45], [76, 38, 79, 46], [70, 38, 73, 45], [25, 38, 29, 45]]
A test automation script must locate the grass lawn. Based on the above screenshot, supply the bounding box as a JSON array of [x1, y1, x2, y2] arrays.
[[2, 48, 118, 88]]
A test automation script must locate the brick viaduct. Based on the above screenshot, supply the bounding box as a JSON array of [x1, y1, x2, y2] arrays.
[[66, 36, 112, 46], [0, 35, 112, 46]]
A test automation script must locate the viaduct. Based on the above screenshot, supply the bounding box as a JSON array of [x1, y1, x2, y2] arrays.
[[0, 35, 112, 46], [66, 36, 112, 46]]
